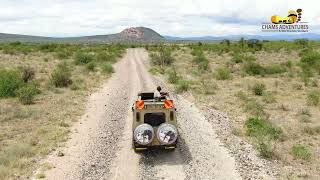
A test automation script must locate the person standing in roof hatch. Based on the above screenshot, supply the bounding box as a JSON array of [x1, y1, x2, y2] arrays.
[[154, 86, 168, 100]]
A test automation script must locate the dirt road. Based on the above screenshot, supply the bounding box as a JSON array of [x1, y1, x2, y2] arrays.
[[39, 49, 275, 180]]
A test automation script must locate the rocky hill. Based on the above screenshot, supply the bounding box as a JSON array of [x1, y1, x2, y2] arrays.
[[0, 27, 164, 43]]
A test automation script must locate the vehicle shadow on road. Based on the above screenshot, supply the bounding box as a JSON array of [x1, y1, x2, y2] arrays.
[[138, 136, 192, 167]]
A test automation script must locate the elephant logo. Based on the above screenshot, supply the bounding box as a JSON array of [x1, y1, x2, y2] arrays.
[[271, 9, 302, 24]]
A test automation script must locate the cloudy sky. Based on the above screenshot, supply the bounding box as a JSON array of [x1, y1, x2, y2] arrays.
[[1, 0, 319, 37]]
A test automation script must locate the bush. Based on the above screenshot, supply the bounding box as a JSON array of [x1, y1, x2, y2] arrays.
[[96, 52, 116, 63], [307, 90, 320, 106], [21, 67, 35, 83], [236, 91, 249, 101], [151, 47, 174, 66], [16, 83, 40, 105], [0, 69, 24, 97], [257, 137, 274, 158], [231, 53, 256, 64], [245, 100, 268, 118], [294, 39, 309, 48], [102, 63, 114, 74], [55, 49, 71, 59], [198, 60, 209, 71], [264, 64, 287, 74], [303, 126, 320, 135], [299, 51, 320, 75], [243, 61, 265, 75], [70, 79, 83, 91], [247, 39, 263, 51], [168, 69, 180, 84], [176, 80, 189, 93], [39, 43, 58, 52], [74, 52, 94, 65], [252, 82, 266, 96], [215, 67, 231, 80], [86, 61, 96, 71], [51, 62, 72, 87], [200, 79, 217, 94], [262, 92, 276, 103], [193, 51, 209, 71], [231, 53, 244, 63], [245, 117, 282, 140], [291, 144, 311, 160]]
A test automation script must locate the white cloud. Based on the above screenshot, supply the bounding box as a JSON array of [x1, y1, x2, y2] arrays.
[[0, 0, 318, 37]]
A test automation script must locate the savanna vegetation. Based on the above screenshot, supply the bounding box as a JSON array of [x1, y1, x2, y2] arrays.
[[0, 42, 125, 179], [148, 39, 320, 179]]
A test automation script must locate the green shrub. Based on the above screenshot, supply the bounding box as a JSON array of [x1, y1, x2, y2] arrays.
[[215, 67, 231, 80], [294, 39, 309, 48], [282, 60, 293, 69], [21, 67, 35, 83], [55, 49, 72, 59], [231, 53, 244, 63], [0, 143, 34, 166], [300, 108, 311, 117], [70, 79, 83, 91], [200, 79, 218, 94], [291, 144, 311, 160], [307, 90, 320, 106], [300, 115, 311, 123], [303, 126, 320, 135], [102, 63, 114, 74], [231, 53, 256, 64], [74, 52, 94, 65], [247, 39, 263, 51], [245, 100, 268, 118], [16, 83, 40, 105], [236, 91, 249, 101], [176, 80, 189, 93], [262, 92, 276, 103], [149, 67, 164, 75], [264, 64, 287, 74], [198, 60, 209, 71], [194, 53, 206, 64], [96, 52, 116, 62], [168, 69, 180, 84], [39, 43, 58, 52], [51, 62, 72, 87], [257, 137, 274, 158], [299, 51, 320, 75], [243, 61, 265, 75], [245, 117, 282, 140], [193, 51, 209, 71], [0, 69, 24, 97], [252, 82, 266, 96], [86, 61, 96, 71], [151, 47, 174, 66]]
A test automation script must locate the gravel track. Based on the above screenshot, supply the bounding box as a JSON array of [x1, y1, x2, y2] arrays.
[[39, 48, 276, 180]]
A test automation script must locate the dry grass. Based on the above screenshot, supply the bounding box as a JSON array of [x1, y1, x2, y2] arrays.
[[0, 44, 124, 179], [152, 43, 320, 179]]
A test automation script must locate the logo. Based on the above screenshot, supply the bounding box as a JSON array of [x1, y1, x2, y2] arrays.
[[261, 9, 308, 32]]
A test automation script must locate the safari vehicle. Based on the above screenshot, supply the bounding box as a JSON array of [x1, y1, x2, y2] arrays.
[[132, 92, 178, 152]]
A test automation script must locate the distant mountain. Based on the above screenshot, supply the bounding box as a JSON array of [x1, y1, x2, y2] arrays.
[[0, 27, 319, 43], [165, 33, 320, 41], [0, 27, 164, 43]]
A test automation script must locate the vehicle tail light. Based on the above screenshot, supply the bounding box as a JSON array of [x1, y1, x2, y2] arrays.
[[136, 100, 144, 109], [164, 100, 173, 109]]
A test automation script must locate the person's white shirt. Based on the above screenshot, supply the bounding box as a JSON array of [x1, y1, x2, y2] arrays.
[[154, 91, 161, 99]]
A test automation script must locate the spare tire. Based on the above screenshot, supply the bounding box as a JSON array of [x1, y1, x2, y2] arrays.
[[134, 124, 154, 145], [157, 123, 178, 145]]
